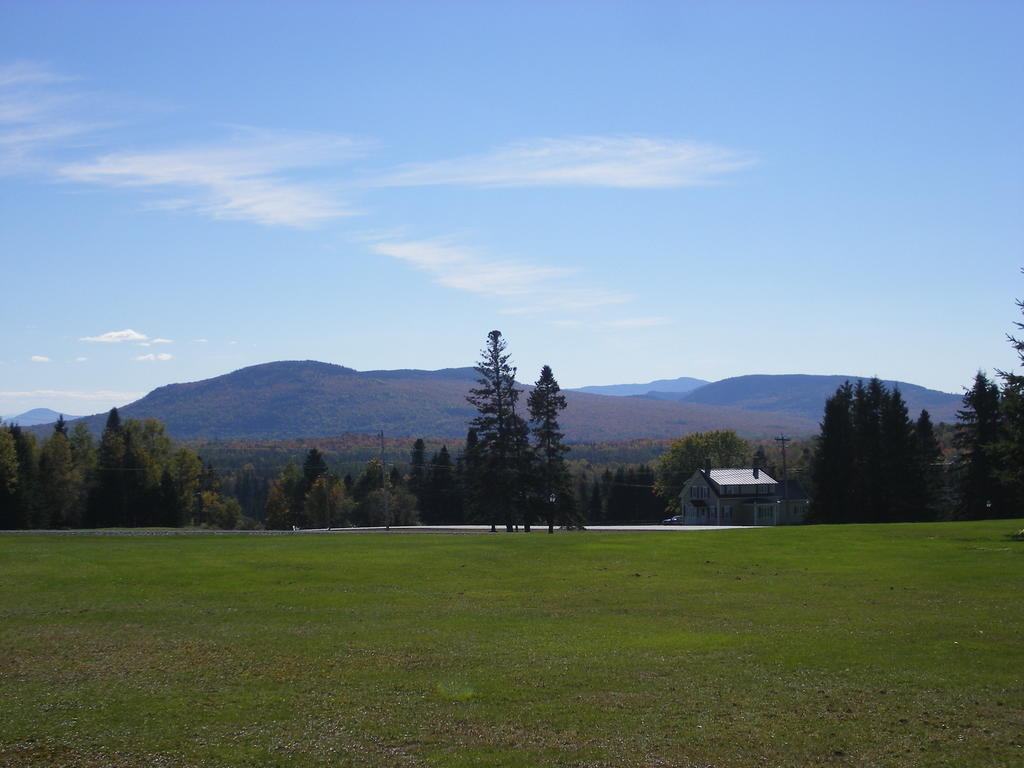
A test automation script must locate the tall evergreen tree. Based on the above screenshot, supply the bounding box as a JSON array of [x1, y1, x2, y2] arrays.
[[8, 425, 41, 528], [954, 372, 1004, 519], [810, 382, 855, 523], [814, 380, 943, 524], [466, 330, 523, 532], [527, 365, 572, 533], [912, 410, 944, 520], [90, 408, 126, 527], [996, 281, 1024, 512]]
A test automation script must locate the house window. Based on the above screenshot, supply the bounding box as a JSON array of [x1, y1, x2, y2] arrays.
[[690, 485, 708, 499], [756, 504, 775, 524]]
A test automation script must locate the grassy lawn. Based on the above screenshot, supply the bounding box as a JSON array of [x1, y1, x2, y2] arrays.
[[1, 521, 1022, 767]]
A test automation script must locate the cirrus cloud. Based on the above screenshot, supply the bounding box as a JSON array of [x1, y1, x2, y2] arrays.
[[377, 136, 754, 189], [134, 353, 172, 362], [62, 128, 367, 228], [370, 237, 627, 316]]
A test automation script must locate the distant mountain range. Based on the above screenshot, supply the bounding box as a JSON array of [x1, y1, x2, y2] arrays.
[[572, 377, 710, 397], [605, 374, 962, 423], [42, 361, 963, 443], [3, 408, 83, 426]]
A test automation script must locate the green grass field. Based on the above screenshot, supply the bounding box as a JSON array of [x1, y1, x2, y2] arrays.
[[1, 522, 1022, 767]]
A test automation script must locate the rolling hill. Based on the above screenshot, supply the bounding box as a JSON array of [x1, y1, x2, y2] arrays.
[[65, 361, 819, 442], [676, 374, 962, 423], [48, 363, 964, 443]]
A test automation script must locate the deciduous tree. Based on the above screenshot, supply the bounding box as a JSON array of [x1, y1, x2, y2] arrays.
[[654, 430, 749, 513]]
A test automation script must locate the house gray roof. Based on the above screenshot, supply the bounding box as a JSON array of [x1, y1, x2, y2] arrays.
[[707, 468, 778, 485]]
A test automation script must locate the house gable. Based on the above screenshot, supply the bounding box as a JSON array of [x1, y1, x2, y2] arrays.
[[678, 466, 807, 526]]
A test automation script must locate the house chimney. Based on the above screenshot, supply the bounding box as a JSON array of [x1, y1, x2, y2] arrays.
[[753, 466, 759, 479], [704, 458, 711, 476]]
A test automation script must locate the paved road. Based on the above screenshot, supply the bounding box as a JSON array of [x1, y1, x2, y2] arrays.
[[1, 524, 758, 536]]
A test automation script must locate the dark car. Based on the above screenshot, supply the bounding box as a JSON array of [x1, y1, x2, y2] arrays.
[[661, 515, 684, 525]]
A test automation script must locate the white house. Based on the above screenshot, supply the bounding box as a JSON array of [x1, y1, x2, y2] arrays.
[[679, 464, 808, 526]]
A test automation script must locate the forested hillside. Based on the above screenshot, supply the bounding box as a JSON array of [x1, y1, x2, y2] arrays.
[[63, 361, 819, 442], [678, 374, 961, 422]]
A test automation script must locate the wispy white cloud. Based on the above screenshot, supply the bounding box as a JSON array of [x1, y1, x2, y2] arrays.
[[134, 353, 172, 362], [192, 338, 208, 343], [370, 238, 627, 315], [0, 61, 105, 175], [30, 355, 51, 363], [150, 338, 173, 344], [378, 136, 754, 189], [0, 389, 143, 402], [74, 357, 88, 363], [80, 328, 148, 343], [62, 128, 366, 228]]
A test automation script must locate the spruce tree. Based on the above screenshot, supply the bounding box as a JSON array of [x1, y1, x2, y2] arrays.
[[809, 383, 855, 523], [527, 365, 571, 532], [466, 331, 522, 531], [954, 372, 1004, 519], [90, 408, 126, 527], [996, 282, 1024, 511], [302, 448, 329, 492], [913, 410, 944, 520]]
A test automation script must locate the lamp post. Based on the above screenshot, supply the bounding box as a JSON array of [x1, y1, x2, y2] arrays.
[[548, 493, 556, 534]]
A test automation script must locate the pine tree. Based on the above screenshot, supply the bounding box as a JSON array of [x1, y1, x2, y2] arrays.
[[954, 372, 1004, 519], [809, 383, 855, 523], [812, 380, 934, 524], [996, 281, 1024, 512], [302, 448, 329, 492], [466, 331, 522, 531], [90, 408, 126, 527], [913, 410, 944, 520], [527, 365, 571, 533]]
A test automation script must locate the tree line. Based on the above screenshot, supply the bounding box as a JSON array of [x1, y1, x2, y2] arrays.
[[809, 282, 1023, 523], [6, 289, 1021, 529], [0, 408, 247, 529]]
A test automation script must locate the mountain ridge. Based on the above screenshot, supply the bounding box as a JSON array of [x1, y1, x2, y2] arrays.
[[35, 361, 967, 443]]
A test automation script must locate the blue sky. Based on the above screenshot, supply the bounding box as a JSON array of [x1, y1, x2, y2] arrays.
[[2, 0, 1022, 417]]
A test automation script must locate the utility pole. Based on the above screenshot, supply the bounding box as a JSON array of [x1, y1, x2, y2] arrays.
[[774, 435, 790, 498], [380, 431, 389, 529], [774, 434, 791, 527]]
